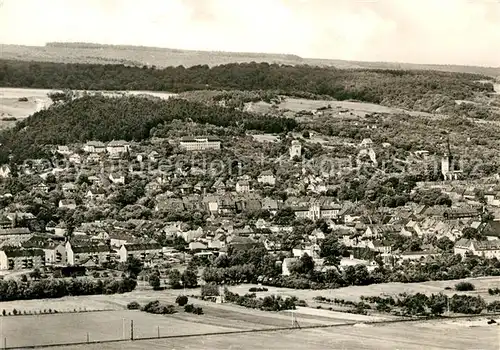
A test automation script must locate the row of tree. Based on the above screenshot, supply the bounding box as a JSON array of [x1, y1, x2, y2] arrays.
[[0, 277, 137, 301]]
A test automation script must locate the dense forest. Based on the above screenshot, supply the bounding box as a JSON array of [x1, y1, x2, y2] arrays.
[[0, 60, 494, 111], [0, 95, 297, 164]]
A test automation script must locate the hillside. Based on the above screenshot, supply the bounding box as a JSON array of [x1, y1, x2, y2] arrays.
[[0, 95, 297, 163], [1, 43, 499, 77], [0, 60, 495, 115]]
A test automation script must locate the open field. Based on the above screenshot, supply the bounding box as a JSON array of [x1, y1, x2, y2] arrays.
[[0, 276, 498, 348], [2, 43, 500, 76], [228, 276, 500, 304], [43, 318, 499, 350]]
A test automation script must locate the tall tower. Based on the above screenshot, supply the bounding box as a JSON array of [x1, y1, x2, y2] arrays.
[[290, 140, 302, 160]]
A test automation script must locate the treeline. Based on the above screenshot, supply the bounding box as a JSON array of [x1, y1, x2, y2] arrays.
[[0, 95, 297, 163], [0, 277, 137, 301], [0, 60, 494, 110], [224, 289, 297, 312], [360, 293, 489, 316]]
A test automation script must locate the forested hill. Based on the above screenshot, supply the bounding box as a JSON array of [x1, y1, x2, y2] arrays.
[[0, 96, 297, 164], [0, 60, 495, 112]]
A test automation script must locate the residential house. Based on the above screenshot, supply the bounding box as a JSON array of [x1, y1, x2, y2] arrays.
[[83, 141, 106, 153], [178, 227, 204, 243], [57, 145, 71, 155], [261, 198, 280, 215], [69, 153, 82, 164], [118, 242, 162, 263], [179, 136, 221, 151], [62, 182, 77, 194], [289, 140, 301, 159], [0, 165, 11, 178], [85, 188, 106, 202], [0, 228, 31, 242], [212, 179, 226, 194], [0, 248, 45, 270], [292, 244, 320, 259], [485, 192, 500, 207], [106, 140, 130, 155], [236, 180, 251, 193], [86, 153, 102, 164], [59, 199, 77, 210], [109, 173, 126, 185], [189, 242, 208, 251], [109, 232, 136, 248], [65, 241, 112, 266], [257, 171, 276, 186], [23, 240, 66, 265], [33, 182, 49, 193]]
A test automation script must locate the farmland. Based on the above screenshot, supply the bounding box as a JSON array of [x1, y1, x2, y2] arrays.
[[228, 276, 500, 305], [38, 318, 500, 350]]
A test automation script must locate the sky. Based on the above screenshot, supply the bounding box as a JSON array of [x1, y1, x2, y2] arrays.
[[0, 0, 499, 66]]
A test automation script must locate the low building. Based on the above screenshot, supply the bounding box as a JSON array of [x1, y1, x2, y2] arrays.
[[59, 199, 77, 210], [83, 141, 106, 153], [454, 238, 500, 259], [294, 203, 341, 221], [179, 136, 221, 151], [257, 171, 276, 186], [106, 140, 130, 155], [118, 242, 162, 263], [109, 173, 126, 185], [236, 180, 250, 193], [0, 248, 45, 270], [65, 241, 112, 266]]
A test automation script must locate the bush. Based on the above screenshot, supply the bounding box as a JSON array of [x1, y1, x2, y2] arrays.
[[176, 295, 188, 306], [184, 304, 195, 313], [249, 287, 268, 292], [488, 288, 500, 295], [455, 282, 475, 291], [12, 309, 17, 316], [141, 300, 176, 315], [127, 301, 141, 310], [296, 299, 307, 307], [2, 310, 5, 316], [193, 307, 204, 315]]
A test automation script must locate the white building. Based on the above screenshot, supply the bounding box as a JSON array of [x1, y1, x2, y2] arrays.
[[294, 203, 341, 221], [179, 136, 221, 151], [257, 170, 276, 186], [236, 180, 250, 193], [106, 140, 130, 155], [83, 141, 106, 153], [454, 239, 500, 259], [289, 140, 301, 159]]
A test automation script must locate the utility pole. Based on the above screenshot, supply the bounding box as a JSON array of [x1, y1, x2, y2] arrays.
[[157, 326, 160, 338], [130, 320, 134, 341]]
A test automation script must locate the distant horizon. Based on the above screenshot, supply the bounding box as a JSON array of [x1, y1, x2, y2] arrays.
[[2, 41, 500, 70], [1, 0, 499, 67]]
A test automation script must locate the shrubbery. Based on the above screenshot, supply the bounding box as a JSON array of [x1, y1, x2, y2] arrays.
[[248, 287, 268, 292], [488, 288, 500, 295], [127, 301, 141, 310], [141, 301, 176, 315], [455, 282, 475, 291], [201, 283, 219, 298], [176, 295, 189, 306], [224, 289, 297, 312]]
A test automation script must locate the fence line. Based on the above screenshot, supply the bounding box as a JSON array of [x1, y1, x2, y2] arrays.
[[4, 312, 500, 350]]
